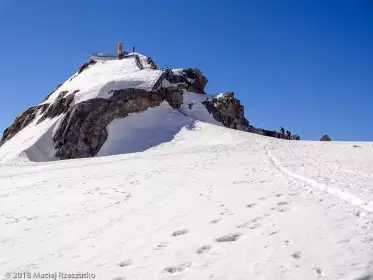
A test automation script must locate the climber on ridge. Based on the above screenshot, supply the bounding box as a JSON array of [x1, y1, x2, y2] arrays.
[[286, 130, 292, 140]]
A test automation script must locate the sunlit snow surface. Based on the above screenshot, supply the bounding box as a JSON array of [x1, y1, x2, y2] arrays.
[[1, 123, 373, 279]]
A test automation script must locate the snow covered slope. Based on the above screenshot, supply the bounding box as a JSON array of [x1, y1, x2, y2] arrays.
[[1, 123, 373, 280]]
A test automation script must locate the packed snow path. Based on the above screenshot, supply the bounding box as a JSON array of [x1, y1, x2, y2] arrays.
[[1, 123, 373, 280]]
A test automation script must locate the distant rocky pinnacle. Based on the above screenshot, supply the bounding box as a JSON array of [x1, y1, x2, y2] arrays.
[[1, 53, 299, 160], [320, 134, 332, 141]]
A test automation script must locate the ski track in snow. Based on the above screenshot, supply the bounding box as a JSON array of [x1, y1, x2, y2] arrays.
[[267, 149, 373, 213]]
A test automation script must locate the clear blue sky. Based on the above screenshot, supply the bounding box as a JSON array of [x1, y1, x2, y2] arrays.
[[0, 0, 372, 141]]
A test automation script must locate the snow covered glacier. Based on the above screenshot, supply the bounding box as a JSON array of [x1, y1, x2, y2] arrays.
[[1, 53, 373, 280]]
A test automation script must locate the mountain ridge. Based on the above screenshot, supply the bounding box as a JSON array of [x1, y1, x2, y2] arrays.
[[0, 52, 296, 163]]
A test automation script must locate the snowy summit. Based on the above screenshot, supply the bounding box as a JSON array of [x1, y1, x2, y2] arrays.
[[0, 52, 252, 162], [1, 52, 373, 280]]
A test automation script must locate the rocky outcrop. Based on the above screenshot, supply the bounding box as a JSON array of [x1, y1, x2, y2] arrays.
[[43, 83, 63, 102], [202, 92, 250, 131], [146, 57, 157, 69], [53, 88, 167, 160], [164, 69, 208, 93], [159, 87, 183, 109], [320, 134, 332, 141], [37, 91, 76, 124], [0, 104, 49, 146], [78, 60, 96, 74], [183, 69, 208, 93]]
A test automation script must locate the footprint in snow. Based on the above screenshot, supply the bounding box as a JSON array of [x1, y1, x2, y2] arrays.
[[252, 217, 262, 223], [249, 223, 261, 230], [233, 180, 252, 185], [196, 245, 212, 254], [271, 206, 290, 213], [313, 267, 322, 275], [163, 262, 192, 274], [155, 242, 168, 250], [220, 209, 233, 216], [210, 218, 222, 224], [237, 217, 262, 229], [277, 201, 288, 206], [246, 203, 257, 208], [291, 251, 302, 259], [118, 260, 132, 267], [236, 222, 250, 229], [215, 233, 242, 243], [171, 229, 189, 237], [362, 236, 373, 244], [355, 272, 373, 280]]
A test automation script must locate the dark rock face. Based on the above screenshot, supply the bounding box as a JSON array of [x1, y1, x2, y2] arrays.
[[43, 83, 63, 102], [164, 69, 208, 93], [183, 68, 208, 93], [146, 57, 157, 69], [159, 87, 183, 109], [53, 88, 165, 160], [202, 92, 250, 131], [78, 60, 97, 74], [0, 104, 49, 146], [37, 91, 76, 124], [320, 134, 332, 141]]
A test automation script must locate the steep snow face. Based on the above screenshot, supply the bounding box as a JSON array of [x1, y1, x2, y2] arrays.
[[1, 123, 373, 280], [96, 102, 194, 156]]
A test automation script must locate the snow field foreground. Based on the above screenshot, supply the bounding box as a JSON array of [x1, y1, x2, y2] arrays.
[[1, 122, 373, 280]]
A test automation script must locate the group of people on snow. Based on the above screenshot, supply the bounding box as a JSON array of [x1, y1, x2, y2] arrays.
[[280, 127, 299, 140]]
